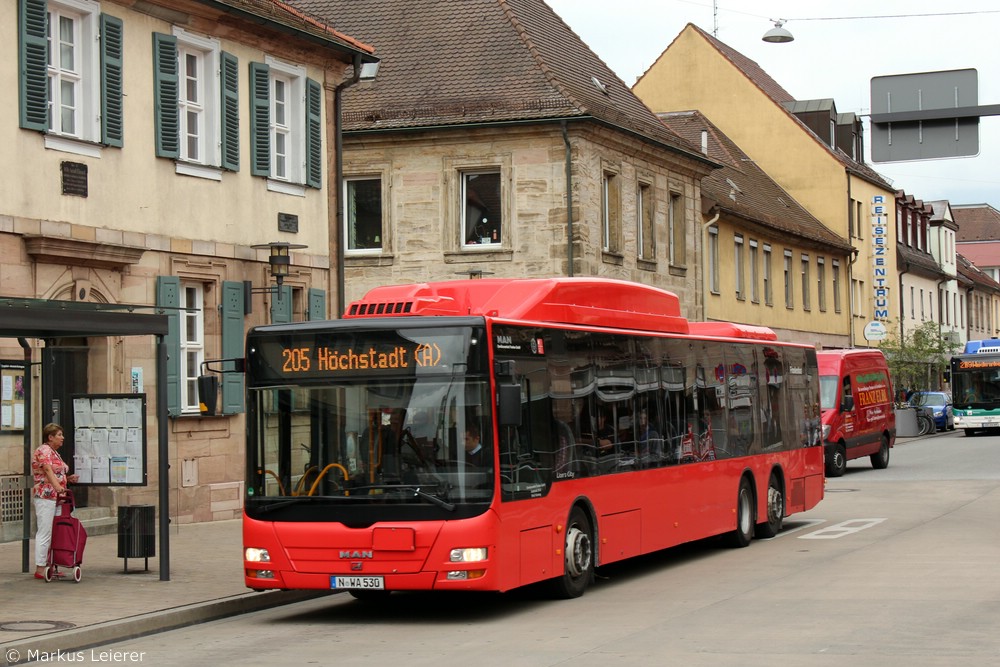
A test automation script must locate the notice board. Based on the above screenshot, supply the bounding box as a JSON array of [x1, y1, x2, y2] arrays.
[[71, 394, 147, 486], [1, 361, 26, 432]]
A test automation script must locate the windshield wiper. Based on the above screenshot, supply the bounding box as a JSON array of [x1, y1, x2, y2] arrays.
[[355, 484, 456, 511], [253, 496, 324, 513]]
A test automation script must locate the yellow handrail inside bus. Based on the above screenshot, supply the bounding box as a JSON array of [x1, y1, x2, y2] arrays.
[[307, 463, 350, 496], [259, 469, 286, 497], [292, 466, 319, 496]]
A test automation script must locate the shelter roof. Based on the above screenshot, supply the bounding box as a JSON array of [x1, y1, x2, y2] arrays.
[[0, 299, 169, 339]]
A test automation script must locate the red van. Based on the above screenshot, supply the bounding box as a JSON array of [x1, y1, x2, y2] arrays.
[[817, 349, 895, 477]]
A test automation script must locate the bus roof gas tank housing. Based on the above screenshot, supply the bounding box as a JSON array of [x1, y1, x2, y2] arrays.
[[344, 278, 690, 334], [964, 339, 1000, 354]]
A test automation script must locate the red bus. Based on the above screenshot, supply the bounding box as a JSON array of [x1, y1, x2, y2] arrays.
[[240, 278, 824, 598]]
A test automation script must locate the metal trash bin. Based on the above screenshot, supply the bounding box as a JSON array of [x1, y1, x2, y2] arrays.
[[117, 505, 155, 572]]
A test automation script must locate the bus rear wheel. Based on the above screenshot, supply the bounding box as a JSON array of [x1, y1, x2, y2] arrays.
[[549, 507, 593, 599], [756, 474, 783, 539], [730, 477, 755, 548]]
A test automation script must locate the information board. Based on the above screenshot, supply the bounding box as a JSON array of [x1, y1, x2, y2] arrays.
[[0, 361, 26, 432], [71, 394, 147, 486]]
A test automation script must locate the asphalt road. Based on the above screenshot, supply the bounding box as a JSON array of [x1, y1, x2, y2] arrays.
[[37, 430, 1000, 667]]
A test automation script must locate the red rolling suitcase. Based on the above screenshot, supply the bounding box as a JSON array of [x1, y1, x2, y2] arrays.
[[46, 490, 87, 583]]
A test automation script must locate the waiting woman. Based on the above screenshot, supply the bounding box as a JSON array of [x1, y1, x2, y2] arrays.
[[31, 423, 78, 579]]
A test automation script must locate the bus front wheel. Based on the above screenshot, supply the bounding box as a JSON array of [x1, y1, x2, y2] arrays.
[[730, 477, 755, 548], [550, 507, 593, 599]]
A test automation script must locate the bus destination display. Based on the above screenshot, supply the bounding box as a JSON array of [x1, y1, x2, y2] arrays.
[[248, 331, 463, 382], [281, 342, 441, 373]]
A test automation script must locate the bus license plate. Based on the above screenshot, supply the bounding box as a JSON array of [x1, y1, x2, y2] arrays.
[[331, 576, 384, 590]]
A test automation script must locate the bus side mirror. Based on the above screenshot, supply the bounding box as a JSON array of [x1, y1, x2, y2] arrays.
[[497, 383, 522, 427], [841, 395, 854, 413], [198, 375, 219, 416]]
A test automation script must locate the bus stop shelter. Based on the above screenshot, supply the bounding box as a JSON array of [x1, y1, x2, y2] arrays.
[[0, 297, 173, 580]]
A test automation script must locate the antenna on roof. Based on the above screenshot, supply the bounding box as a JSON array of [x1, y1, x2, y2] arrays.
[[591, 76, 609, 95]]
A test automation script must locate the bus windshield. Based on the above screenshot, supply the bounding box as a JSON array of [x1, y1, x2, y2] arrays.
[[952, 362, 1000, 407], [245, 324, 493, 512]]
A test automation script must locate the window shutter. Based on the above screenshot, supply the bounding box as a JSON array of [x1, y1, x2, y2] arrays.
[[152, 33, 179, 158], [156, 276, 181, 417], [220, 281, 245, 414], [307, 288, 326, 321], [18, 0, 48, 132], [270, 286, 292, 324], [220, 51, 240, 171], [249, 62, 270, 176], [100, 14, 124, 147], [305, 78, 323, 189]]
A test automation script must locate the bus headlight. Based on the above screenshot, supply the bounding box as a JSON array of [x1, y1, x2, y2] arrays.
[[822, 424, 830, 440], [245, 547, 271, 563], [450, 547, 488, 563]]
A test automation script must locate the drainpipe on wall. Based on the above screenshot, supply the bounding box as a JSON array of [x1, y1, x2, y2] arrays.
[[898, 259, 909, 341], [335, 55, 364, 317], [561, 121, 574, 277]]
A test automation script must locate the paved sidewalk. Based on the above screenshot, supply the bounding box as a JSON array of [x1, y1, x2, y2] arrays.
[[0, 519, 328, 665]]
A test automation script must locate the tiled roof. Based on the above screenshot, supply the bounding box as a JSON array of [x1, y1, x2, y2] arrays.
[[897, 243, 946, 279], [287, 0, 706, 160], [208, 0, 374, 54], [685, 24, 894, 192], [957, 253, 1000, 292], [953, 204, 1000, 241], [659, 111, 852, 253]]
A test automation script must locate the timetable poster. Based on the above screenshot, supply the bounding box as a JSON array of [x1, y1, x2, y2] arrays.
[[72, 394, 147, 486], [1, 361, 26, 432]]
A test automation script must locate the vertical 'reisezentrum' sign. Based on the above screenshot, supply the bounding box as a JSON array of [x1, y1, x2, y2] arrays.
[[871, 195, 890, 321]]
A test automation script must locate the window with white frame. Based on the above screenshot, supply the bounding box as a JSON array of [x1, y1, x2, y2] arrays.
[[462, 170, 502, 247], [46, 1, 97, 138], [734, 234, 745, 300], [266, 58, 305, 183], [749, 239, 759, 303], [708, 226, 719, 293], [176, 30, 220, 165], [345, 176, 383, 251], [17, 0, 123, 150], [179, 283, 205, 414]]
